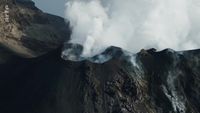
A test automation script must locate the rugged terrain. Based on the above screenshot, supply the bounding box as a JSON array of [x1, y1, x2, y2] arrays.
[[0, 0, 70, 57], [0, 46, 200, 113], [0, 0, 200, 113]]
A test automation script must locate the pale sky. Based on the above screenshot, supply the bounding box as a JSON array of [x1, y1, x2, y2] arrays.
[[32, 0, 66, 17]]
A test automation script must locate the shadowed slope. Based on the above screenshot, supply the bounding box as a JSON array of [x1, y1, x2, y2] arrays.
[[0, 47, 199, 113]]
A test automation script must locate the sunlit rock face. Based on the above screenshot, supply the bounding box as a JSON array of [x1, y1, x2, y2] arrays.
[[0, 47, 200, 113], [0, 0, 70, 57]]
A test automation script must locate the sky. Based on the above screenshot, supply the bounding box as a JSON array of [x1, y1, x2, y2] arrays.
[[32, 0, 66, 17]]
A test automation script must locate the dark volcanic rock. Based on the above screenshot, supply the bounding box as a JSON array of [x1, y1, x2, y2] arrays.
[[0, 0, 200, 113], [0, 47, 200, 113]]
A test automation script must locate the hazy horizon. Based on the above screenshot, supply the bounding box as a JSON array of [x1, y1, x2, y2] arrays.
[[32, 0, 65, 17]]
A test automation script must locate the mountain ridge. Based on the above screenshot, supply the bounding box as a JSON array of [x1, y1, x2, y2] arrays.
[[0, 0, 70, 58], [0, 1, 200, 113], [0, 46, 200, 113]]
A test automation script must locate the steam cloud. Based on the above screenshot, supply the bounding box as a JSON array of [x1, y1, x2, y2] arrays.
[[65, 0, 200, 57]]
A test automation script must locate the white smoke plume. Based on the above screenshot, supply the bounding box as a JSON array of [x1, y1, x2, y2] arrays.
[[65, 0, 200, 57]]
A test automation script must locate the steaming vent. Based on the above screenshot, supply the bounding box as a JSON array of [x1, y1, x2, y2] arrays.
[[62, 43, 139, 64], [64, 0, 200, 59]]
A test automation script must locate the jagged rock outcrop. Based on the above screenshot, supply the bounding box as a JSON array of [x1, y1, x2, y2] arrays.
[[0, 0, 70, 57], [0, 47, 199, 113]]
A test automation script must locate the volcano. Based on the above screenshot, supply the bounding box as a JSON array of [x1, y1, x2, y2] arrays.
[[0, 46, 200, 113], [0, 0, 200, 113]]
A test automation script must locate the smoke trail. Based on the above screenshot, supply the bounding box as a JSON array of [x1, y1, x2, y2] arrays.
[[65, 0, 200, 57]]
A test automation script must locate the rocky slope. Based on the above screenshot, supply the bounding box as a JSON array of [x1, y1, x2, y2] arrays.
[[0, 1, 200, 113], [0, 46, 200, 113], [0, 0, 70, 57]]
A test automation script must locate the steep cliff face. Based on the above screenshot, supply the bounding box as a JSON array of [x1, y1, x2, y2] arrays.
[[0, 0, 70, 57], [0, 47, 199, 113]]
